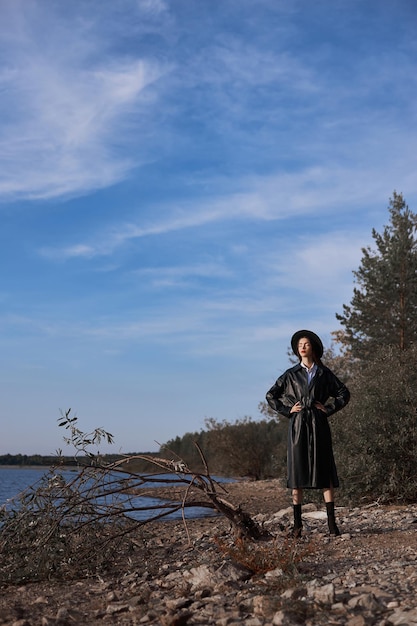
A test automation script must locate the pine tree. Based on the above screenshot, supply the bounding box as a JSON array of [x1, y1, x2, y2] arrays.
[[336, 192, 417, 359], [332, 343, 417, 503]]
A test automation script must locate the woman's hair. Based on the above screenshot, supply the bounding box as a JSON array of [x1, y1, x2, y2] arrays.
[[313, 354, 324, 367]]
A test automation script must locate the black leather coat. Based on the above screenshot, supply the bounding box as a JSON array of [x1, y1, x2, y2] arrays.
[[266, 363, 350, 489]]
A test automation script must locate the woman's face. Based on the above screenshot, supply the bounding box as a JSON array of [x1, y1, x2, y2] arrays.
[[298, 337, 313, 359]]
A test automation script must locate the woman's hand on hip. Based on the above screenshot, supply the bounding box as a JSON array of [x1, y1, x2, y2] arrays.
[[314, 401, 327, 413]]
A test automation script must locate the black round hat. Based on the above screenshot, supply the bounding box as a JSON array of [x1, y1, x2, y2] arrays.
[[291, 330, 324, 359]]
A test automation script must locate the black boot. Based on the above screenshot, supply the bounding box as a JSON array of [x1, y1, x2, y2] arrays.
[[326, 502, 340, 536], [292, 504, 303, 537]]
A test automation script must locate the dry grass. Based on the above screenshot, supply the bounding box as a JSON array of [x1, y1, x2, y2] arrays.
[[214, 533, 318, 577]]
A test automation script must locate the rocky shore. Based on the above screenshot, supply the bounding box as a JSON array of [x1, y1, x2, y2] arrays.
[[1, 479, 417, 625]]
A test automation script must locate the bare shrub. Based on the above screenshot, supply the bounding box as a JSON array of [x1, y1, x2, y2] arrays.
[[214, 534, 317, 577], [0, 411, 270, 584], [0, 466, 138, 583]]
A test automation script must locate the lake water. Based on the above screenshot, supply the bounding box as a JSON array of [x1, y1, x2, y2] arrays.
[[0, 467, 57, 504], [0, 467, 221, 520]]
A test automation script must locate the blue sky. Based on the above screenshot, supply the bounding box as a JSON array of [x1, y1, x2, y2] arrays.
[[1, 0, 416, 455]]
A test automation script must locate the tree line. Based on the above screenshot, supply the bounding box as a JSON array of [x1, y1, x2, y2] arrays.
[[161, 414, 288, 481], [0, 453, 157, 473], [0, 454, 77, 467], [163, 192, 417, 504]]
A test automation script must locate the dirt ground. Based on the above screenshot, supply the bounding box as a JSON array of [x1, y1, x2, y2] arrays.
[[1, 479, 416, 625]]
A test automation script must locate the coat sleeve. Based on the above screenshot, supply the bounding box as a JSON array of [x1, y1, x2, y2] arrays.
[[323, 371, 350, 417], [266, 373, 292, 419]]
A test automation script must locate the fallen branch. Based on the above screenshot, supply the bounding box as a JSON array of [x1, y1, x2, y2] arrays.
[[0, 411, 270, 584]]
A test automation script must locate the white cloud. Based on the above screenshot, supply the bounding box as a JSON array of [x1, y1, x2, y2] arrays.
[[39, 207, 226, 259], [138, 0, 169, 14], [38, 159, 409, 261], [0, 4, 166, 200], [200, 36, 317, 92], [61, 230, 364, 350], [258, 230, 367, 314], [134, 262, 233, 287]]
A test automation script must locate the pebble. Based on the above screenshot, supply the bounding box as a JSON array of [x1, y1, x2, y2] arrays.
[[123, 503, 417, 626], [2, 503, 417, 625]]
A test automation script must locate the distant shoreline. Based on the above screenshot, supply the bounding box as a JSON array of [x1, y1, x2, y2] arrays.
[[0, 465, 79, 470]]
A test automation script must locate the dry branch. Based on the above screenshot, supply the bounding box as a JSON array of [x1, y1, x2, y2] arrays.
[[0, 413, 270, 584]]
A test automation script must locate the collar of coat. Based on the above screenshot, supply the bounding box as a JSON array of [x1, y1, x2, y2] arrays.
[[292, 362, 326, 376]]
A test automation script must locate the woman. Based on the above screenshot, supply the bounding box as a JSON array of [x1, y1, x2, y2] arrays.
[[266, 330, 350, 537]]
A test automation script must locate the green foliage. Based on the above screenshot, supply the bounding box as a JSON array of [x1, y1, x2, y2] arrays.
[[332, 192, 417, 504], [332, 344, 417, 504], [0, 453, 77, 466], [336, 192, 417, 359], [161, 430, 210, 473], [57, 408, 115, 461], [204, 417, 286, 480], [321, 334, 354, 383], [162, 416, 287, 480]]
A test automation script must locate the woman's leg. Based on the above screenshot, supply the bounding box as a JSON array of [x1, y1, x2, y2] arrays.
[[292, 488, 303, 536], [292, 488, 303, 505], [323, 487, 334, 503], [323, 486, 340, 536]]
